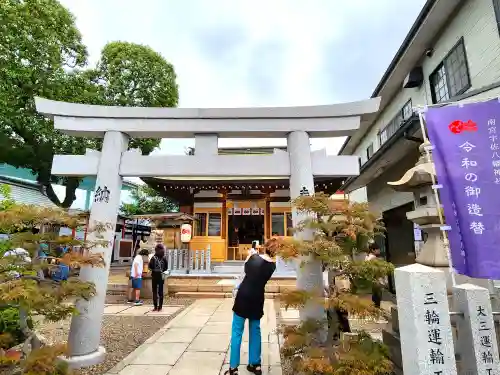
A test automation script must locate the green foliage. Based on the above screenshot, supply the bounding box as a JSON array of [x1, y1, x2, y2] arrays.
[[120, 184, 178, 216], [0, 1, 179, 208], [0, 184, 104, 374], [0, 307, 30, 349], [277, 193, 394, 374]]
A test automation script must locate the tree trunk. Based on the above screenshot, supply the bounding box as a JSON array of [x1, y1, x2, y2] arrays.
[[43, 184, 62, 206], [61, 177, 80, 208]]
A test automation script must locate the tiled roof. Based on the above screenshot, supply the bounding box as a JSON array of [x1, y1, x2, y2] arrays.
[[0, 176, 58, 208]]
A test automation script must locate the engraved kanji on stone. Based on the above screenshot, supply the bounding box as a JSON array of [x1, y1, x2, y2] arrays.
[[429, 348, 445, 365], [94, 186, 111, 203]]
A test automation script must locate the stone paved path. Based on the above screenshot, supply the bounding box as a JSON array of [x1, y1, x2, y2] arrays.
[[106, 299, 282, 375], [103, 304, 184, 316]]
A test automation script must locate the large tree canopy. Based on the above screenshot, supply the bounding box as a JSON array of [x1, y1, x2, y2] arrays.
[[0, 1, 179, 208], [90, 41, 179, 153], [120, 184, 178, 216]]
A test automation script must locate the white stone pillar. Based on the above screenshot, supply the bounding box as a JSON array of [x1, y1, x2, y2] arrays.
[[66, 131, 129, 368], [287, 130, 324, 322], [395, 264, 457, 375], [194, 134, 218, 156], [453, 284, 499, 375]]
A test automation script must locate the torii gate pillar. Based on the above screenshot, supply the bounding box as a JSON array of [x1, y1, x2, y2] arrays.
[[67, 131, 128, 367]]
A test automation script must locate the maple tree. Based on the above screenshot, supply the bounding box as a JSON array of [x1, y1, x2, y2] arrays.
[[0, 185, 105, 374], [276, 193, 394, 375]]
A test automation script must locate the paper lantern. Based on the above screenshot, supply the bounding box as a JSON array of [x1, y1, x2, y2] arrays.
[[180, 223, 192, 243]]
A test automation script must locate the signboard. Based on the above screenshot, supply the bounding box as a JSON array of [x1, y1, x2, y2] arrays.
[[425, 99, 500, 278], [242, 208, 251, 216], [180, 223, 192, 243], [233, 208, 242, 215], [251, 208, 260, 215]]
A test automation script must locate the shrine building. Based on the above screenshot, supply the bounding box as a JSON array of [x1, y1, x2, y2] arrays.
[[143, 146, 346, 263]]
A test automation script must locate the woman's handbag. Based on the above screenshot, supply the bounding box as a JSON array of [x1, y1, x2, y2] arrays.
[[154, 256, 169, 281]]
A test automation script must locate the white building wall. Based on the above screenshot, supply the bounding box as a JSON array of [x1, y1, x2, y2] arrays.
[[422, 0, 500, 95], [348, 187, 368, 203], [353, 0, 500, 214], [355, 0, 500, 162]]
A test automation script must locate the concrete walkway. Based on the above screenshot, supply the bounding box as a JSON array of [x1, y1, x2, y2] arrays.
[[106, 299, 282, 375]]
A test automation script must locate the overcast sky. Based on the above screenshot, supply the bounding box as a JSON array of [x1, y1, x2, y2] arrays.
[[54, 0, 427, 207]]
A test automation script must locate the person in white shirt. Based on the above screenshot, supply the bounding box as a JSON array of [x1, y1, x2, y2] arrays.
[[128, 248, 149, 305]]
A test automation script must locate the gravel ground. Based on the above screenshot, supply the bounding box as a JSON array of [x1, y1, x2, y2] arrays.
[[34, 297, 194, 375]]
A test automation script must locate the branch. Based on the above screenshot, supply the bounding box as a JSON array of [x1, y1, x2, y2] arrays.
[[43, 184, 61, 207], [61, 177, 81, 208]]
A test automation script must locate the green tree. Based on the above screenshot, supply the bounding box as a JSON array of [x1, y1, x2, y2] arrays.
[[277, 193, 394, 375], [0, 1, 179, 208], [120, 184, 178, 216], [90, 41, 179, 153]]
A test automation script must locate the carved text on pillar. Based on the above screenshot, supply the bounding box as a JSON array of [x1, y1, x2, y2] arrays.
[[94, 186, 111, 203]]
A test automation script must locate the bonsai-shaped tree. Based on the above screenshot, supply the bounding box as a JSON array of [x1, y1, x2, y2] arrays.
[[277, 193, 395, 375], [0, 185, 105, 375]]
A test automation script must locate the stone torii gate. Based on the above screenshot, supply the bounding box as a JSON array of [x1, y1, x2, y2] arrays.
[[35, 96, 380, 367]]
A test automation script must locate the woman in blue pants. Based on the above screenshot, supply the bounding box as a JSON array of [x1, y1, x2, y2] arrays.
[[226, 239, 277, 375]]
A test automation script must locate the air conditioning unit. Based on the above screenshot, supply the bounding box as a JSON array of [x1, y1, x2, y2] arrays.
[[403, 66, 424, 89]]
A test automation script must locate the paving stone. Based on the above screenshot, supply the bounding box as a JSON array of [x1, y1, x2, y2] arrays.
[[118, 364, 172, 375], [157, 328, 200, 343], [131, 342, 189, 365], [224, 342, 280, 366], [104, 305, 132, 314], [170, 314, 210, 328], [188, 333, 231, 352], [119, 305, 154, 315], [169, 351, 226, 375], [219, 364, 282, 375], [200, 322, 232, 334], [145, 306, 183, 316]]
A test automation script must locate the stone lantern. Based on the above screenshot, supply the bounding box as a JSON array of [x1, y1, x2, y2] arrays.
[[387, 141, 450, 272]]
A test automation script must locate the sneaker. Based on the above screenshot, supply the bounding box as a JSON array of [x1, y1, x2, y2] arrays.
[[127, 300, 134, 304], [247, 365, 262, 375], [157, 308, 162, 312], [134, 300, 143, 306], [224, 368, 239, 375], [152, 308, 158, 312]]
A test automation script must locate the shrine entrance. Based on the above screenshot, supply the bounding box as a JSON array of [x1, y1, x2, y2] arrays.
[[35, 96, 380, 367]]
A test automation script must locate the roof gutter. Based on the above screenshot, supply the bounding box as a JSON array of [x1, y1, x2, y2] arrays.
[[338, 0, 437, 156]]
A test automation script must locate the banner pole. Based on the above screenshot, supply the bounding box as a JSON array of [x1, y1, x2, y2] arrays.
[[418, 110, 457, 286]]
